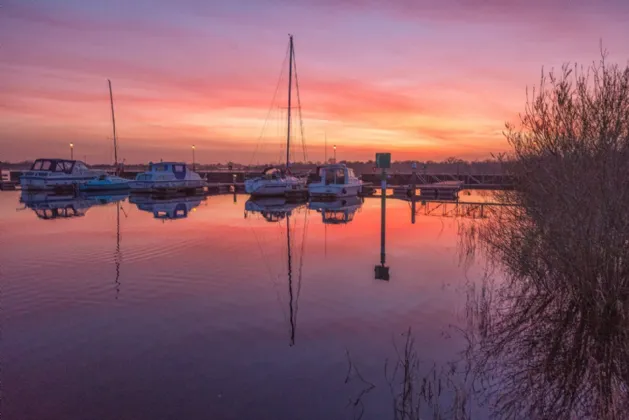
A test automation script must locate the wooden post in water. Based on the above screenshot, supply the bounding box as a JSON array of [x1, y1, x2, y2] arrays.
[[375, 152, 391, 281], [380, 166, 386, 265]]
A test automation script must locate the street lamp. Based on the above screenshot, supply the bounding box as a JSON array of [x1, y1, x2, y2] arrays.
[[192, 144, 196, 171], [333, 144, 337, 163], [70, 142, 74, 160]]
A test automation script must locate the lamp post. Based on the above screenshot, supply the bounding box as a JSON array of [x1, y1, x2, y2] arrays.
[[70, 143, 74, 160], [333, 144, 337, 163], [192, 144, 196, 171]]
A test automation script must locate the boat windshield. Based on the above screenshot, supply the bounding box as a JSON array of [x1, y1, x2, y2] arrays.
[[324, 168, 346, 185], [151, 164, 169, 172], [30, 159, 75, 174]]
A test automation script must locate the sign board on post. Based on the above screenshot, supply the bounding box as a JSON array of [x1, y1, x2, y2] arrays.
[[375, 153, 391, 169]]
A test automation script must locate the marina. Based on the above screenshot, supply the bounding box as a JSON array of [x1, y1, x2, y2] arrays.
[[4, 1, 626, 416]]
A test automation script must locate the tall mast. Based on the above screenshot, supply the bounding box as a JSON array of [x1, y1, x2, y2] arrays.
[[108, 79, 118, 167], [286, 35, 294, 169]]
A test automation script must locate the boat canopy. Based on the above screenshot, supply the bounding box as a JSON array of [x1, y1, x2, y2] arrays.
[[30, 159, 83, 174]]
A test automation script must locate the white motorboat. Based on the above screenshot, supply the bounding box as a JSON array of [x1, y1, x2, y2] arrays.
[[308, 164, 363, 199], [20, 159, 101, 191], [128, 162, 204, 193]]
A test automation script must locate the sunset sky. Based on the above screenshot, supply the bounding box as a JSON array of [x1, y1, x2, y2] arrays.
[[2, 0, 629, 164]]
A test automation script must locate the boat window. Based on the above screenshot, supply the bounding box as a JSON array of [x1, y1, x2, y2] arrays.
[[173, 164, 185, 172], [32, 160, 52, 171], [324, 170, 335, 185], [335, 169, 346, 184], [54, 161, 73, 173], [348, 168, 356, 178], [154, 164, 168, 172]]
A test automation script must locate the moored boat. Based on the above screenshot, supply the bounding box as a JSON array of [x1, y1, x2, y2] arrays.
[[308, 164, 363, 199], [80, 174, 130, 192], [128, 162, 204, 193], [245, 167, 306, 197], [20, 159, 101, 191], [245, 35, 308, 197]]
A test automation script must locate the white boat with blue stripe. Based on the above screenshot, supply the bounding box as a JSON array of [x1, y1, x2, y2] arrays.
[[129, 162, 204, 193], [20, 159, 101, 191]]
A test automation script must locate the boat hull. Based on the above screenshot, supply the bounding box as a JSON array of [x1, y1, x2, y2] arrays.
[[20, 175, 98, 191], [128, 180, 205, 194], [79, 183, 130, 192], [308, 183, 362, 199], [245, 178, 307, 197]]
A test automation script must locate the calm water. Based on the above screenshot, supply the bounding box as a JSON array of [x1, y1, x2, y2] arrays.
[[1, 190, 490, 420]]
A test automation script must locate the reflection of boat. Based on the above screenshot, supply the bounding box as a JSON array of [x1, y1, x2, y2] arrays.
[[80, 174, 130, 192], [129, 194, 204, 220], [20, 191, 126, 219], [308, 164, 363, 198], [244, 35, 308, 197], [309, 196, 363, 224], [244, 197, 306, 222], [129, 162, 204, 193], [20, 159, 101, 191]]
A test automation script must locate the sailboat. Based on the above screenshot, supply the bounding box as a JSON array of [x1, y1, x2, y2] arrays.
[[80, 80, 130, 192], [245, 35, 308, 197]]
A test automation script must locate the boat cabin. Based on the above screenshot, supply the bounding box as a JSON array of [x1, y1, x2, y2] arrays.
[[148, 162, 187, 177], [317, 164, 357, 185], [29, 159, 87, 174]]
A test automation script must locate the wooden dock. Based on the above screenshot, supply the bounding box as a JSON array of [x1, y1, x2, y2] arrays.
[[361, 180, 462, 199]]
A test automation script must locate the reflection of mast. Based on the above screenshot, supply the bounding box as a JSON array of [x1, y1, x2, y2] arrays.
[[114, 201, 121, 299], [324, 220, 327, 258], [287, 212, 295, 346]]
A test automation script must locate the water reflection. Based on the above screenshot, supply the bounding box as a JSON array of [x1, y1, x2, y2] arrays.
[[455, 196, 629, 419], [114, 201, 126, 299], [129, 194, 205, 220], [20, 191, 127, 219], [245, 197, 308, 346], [244, 197, 306, 222], [375, 194, 390, 281], [308, 196, 363, 225]]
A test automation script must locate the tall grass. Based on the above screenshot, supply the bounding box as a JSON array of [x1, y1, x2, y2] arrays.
[[460, 51, 629, 419]]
